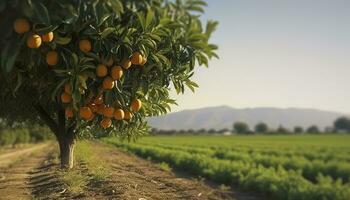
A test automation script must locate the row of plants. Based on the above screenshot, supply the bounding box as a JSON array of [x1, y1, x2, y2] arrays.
[[130, 141, 350, 183], [0, 126, 54, 147], [138, 140, 350, 162], [104, 138, 350, 200]]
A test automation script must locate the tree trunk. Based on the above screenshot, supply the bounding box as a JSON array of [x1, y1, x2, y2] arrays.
[[58, 136, 75, 169], [34, 104, 77, 169]]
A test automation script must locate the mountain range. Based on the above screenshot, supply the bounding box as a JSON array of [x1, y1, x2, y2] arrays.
[[148, 106, 347, 130]]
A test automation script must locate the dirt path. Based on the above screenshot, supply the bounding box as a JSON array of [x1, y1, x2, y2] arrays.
[[0, 142, 260, 200], [0, 143, 54, 200], [92, 142, 237, 200], [0, 143, 49, 168]]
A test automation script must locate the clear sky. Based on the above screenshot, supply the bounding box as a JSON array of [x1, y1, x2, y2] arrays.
[[170, 0, 350, 114]]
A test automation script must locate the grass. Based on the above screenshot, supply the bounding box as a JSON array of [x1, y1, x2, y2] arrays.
[[75, 140, 110, 181], [58, 140, 110, 194], [157, 162, 171, 172], [58, 169, 87, 194]]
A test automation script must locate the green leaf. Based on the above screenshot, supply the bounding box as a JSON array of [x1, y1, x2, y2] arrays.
[[54, 35, 72, 45], [32, 2, 50, 25], [137, 12, 146, 30], [0, 36, 24, 73], [51, 79, 67, 101], [101, 27, 115, 38], [78, 75, 88, 90], [145, 10, 154, 29], [110, 0, 124, 14]]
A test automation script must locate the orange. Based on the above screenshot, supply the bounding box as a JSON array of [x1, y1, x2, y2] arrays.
[[65, 108, 74, 118], [111, 66, 123, 80], [124, 111, 133, 120], [79, 39, 92, 53], [61, 92, 72, 103], [88, 103, 99, 113], [96, 64, 107, 77], [97, 104, 106, 115], [87, 113, 95, 121], [140, 56, 147, 65], [64, 83, 72, 94], [94, 95, 104, 105], [100, 117, 112, 129], [79, 107, 93, 120], [27, 34, 42, 48], [121, 59, 132, 69], [102, 76, 115, 90], [130, 52, 143, 65], [13, 18, 30, 34], [130, 99, 142, 111], [114, 109, 124, 120], [103, 106, 115, 118], [46, 51, 58, 66], [41, 32, 54, 42]]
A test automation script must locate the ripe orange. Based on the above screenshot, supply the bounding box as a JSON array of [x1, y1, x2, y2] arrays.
[[46, 51, 58, 66], [124, 111, 133, 120], [121, 59, 132, 69], [79, 39, 92, 52], [100, 117, 112, 129], [130, 99, 142, 111], [130, 52, 143, 65], [64, 83, 72, 94], [41, 32, 54, 42], [111, 66, 123, 80], [61, 92, 72, 103], [79, 107, 93, 120], [13, 18, 30, 34], [103, 106, 115, 118], [114, 109, 124, 120], [140, 56, 147, 65], [97, 104, 106, 115], [65, 108, 74, 118], [96, 64, 107, 77], [102, 76, 115, 90], [27, 34, 42, 48], [88, 103, 99, 113]]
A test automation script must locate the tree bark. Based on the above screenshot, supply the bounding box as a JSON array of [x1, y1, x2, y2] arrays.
[[58, 136, 75, 169]]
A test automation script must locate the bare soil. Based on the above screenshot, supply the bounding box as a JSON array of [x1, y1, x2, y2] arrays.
[[0, 142, 260, 200]]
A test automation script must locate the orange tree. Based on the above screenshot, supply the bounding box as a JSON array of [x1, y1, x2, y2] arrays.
[[0, 0, 217, 168]]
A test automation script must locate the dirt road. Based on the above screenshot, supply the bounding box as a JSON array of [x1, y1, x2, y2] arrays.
[[0, 142, 258, 200], [0, 143, 55, 200]]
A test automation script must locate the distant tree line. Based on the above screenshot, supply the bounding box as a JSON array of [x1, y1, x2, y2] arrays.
[[151, 117, 350, 135]]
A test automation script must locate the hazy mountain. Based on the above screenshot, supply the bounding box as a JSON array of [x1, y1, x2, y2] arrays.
[[148, 106, 346, 130]]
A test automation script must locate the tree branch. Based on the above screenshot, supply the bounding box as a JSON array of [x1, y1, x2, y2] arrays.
[[33, 104, 58, 137]]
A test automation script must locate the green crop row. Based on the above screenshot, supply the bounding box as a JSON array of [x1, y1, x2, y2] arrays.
[[104, 138, 350, 200], [138, 135, 350, 162], [134, 141, 350, 182], [139, 140, 350, 163]]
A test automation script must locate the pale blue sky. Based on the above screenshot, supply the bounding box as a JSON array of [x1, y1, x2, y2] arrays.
[[170, 0, 350, 113]]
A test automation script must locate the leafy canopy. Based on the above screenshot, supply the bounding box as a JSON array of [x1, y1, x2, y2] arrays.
[[0, 0, 217, 139]]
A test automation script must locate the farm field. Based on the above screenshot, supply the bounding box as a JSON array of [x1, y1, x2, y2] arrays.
[[0, 141, 236, 200], [104, 135, 350, 200]]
